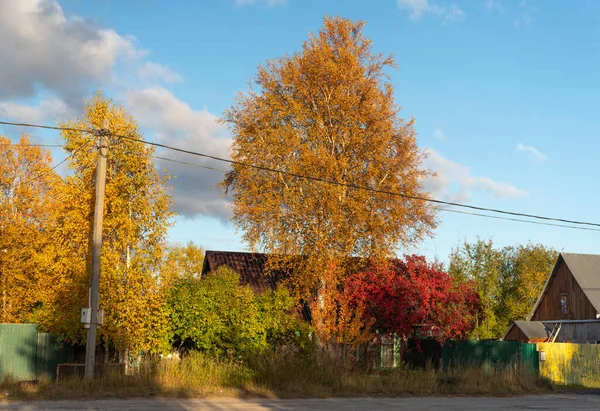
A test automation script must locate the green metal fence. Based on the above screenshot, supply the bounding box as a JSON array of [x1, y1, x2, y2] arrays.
[[442, 340, 539, 372], [0, 324, 73, 381], [36, 333, 74, 380], [0, 324, 38, 381]]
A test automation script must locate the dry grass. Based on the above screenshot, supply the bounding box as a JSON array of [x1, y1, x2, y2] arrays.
[[0, 351, 554, 401]]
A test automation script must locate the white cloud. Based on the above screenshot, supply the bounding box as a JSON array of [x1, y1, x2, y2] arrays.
[[138, 62, 182, 85], [434, 128, 447, 140], [514, 0, 535, 28], [0, 0, 142, 104], [0, 0, 230, 222], [514, 13, 532, 28], [235, 0, 287, 6], [397, 0, 465, 21], [422, 148, 527, 203], [125, 86, 232, 221], [0, 98, 72, 124], [485, 0, 504, 11], [397, 0, 433, 19], [477, 177, 528, 198], [515, 142, 547, 163], [443, 4, 466, 22]]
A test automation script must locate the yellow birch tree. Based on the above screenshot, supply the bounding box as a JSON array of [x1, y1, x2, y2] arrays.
[[222, 16, 437, 337], [160, 242, 204, 287], [0, 135, 60, 324], [41, 93, 173, 355]]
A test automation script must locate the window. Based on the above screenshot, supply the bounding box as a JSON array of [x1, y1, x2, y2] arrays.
[[560, 293, 568, 315]]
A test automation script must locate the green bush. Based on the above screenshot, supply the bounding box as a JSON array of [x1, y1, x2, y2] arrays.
[[168, 266, 309, 356]]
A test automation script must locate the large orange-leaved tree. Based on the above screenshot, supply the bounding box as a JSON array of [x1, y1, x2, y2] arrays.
[[222, 16, 438, 341]]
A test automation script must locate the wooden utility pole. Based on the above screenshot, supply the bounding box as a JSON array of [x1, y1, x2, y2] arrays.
[[2, 249, 6, 322], [84, 119, 109, 379]]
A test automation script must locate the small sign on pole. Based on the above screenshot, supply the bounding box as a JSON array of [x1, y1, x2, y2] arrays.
[[81, 308, 91, 328], [97, 309, 105, 326], [81, 308, 104, 328]]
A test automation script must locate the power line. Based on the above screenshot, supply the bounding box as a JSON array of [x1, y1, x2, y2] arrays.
[[0, 120, 94, 135], [155, 155, 228, 173], [0, 143, 63, 147], [18, 137, 95, 186], [151, 153, 600, 232], [150, 153, 600, 232], [111, 133, 600, 229], [2, 118, 600, 230], [440, 208, 600, 232], [154, 156, 600, 232], [149, 153, 600, 232]]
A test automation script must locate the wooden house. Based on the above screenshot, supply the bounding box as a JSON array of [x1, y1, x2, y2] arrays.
[[201, 250, 449, 367], [504, 253, 600, 344]]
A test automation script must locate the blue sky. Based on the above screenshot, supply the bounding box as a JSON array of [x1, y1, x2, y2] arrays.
[[1, 0, 599, 261]]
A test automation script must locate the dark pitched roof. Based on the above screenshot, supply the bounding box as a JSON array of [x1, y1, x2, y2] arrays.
[[562, 253, 600, 311], [505, 321, 551, 341], [201, 250, 288, 293], [201, 250, 395, 294], [530, 253, 600, 319]]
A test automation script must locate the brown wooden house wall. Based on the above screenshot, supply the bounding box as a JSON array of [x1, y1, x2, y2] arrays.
[[531, 260, 597, 321], [504, 325, 529, 342]]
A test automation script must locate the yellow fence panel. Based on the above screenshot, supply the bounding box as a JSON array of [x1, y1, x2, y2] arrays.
[[537, 343, 600, 388]]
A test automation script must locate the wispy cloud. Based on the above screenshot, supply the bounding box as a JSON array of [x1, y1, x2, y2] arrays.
[[0, 98, 73, 124], [514, 14, 532, 28], [138, 62, 182, 85], [478, 177, 528, 198], [422, 148, 528, 203], [515, 143, 547, 163], [397, 0, 465, 22], [125, 86, 232, 221], [514, 0, 534, 28], [235, 0, 287, 7], [434, 128, 447, 140], [486, 0, 537, 28], [485, 0, 504, 12], [443, 4, 466, 22]]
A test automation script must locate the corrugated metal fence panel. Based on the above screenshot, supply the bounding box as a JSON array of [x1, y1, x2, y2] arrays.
[[521, 342, 540, 374], [36, 333, 74, 381], [442, 340, 539, 371], [0, 324, 38, 381], [537, 342, 600, 388]]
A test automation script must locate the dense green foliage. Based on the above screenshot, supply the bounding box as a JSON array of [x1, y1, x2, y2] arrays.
[[168, 266, 310, 356], [449, 239, 558, 339]]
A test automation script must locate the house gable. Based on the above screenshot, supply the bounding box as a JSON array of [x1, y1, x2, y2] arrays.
[[504, 321, 550, 343], [504, 323, 530, 343], [530, 255, 597, 321]]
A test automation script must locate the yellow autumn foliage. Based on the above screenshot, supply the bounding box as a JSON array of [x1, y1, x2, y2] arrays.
[[222, 16, 437, 338], [39, 93, 174, 354], [0, 135, 60, 324]]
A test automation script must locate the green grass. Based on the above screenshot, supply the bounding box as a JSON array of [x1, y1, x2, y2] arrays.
[[0, 351, 554, 401]]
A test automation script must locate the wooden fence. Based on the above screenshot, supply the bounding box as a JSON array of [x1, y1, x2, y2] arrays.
[[537, 342, 600, 387]]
